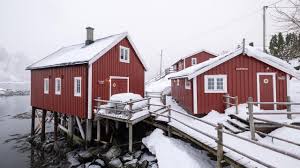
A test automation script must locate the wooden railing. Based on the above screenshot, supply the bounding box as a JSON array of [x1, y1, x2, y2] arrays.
[[148, 103, 300, 168], [223, 94, 239, 114], [145, 91, 167, 105]]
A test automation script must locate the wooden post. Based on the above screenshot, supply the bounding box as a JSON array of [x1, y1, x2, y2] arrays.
[[216, 123, 224, 168], [248, 97, 256, 141], [68, 115, 74, 141], [128, 123, 133, 153], [105, 119, 109, 135], [129, 99, 133, 118], [31, 107, 36, 137], [162, 94, 166, 105], [86, 119, 92, 142], [63, 114, 67, 128], [235, 96, 239, 114], [225, 94, 230, 109], [97, 119, 101, 142], [53, 112, 58, 141], [287, 96, 292, 119], [167, 105, 172, 137], [147, 98, 151, 110], [41, 109, 46, 142]]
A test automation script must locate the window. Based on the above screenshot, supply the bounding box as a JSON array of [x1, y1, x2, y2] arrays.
[[44, 78, 49, 94], [177, 79, 180, 86], [185, 79, 191, 89], [204, 75, 227, 93], [179, 62, 183, 70], [74, 77, 81, 97], [120, 46, 130, 63], [191, 58, 197, 65], [55, 78, 61, 95]]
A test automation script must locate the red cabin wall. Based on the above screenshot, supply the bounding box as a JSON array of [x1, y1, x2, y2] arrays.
[[196, 54, 287, 114], [171, 78, 193, 114], [92, 37, 145, 108], [31, 65, 88, 118], [184, 51, 215, 68]]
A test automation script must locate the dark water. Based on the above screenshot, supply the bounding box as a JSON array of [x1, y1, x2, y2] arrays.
[[0, 96, 32, 168]]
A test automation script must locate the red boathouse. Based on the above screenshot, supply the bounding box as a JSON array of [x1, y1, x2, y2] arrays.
[[169, 46, 299, 115], [26, 27, 147, 141], [172, 50, 216, 72]]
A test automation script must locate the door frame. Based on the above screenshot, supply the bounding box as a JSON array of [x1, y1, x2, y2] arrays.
[[256, 72, 277, 110], [109, 76, 129, 97]]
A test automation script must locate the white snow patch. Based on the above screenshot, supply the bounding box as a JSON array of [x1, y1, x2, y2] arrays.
[[142, 129, 215, 168]]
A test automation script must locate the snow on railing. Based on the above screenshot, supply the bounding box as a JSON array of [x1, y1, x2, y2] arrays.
[[223, 94, 239, 114], [148, 103, 300, 168]]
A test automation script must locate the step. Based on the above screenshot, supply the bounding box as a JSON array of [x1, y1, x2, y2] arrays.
[[223, 122, 243, 134], [227, 119, 249, 130]]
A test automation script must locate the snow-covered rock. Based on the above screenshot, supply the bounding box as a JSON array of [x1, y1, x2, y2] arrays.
[[103, 146, 122, 160], [108, 158, 123, 168]]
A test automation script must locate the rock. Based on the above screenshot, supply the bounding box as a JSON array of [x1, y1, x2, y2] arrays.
[[78, 150, 94, 163], [133, 150, 143, 159], [124, 159, 138, 168], [138, 160, 148, 168], [121, 153, 134, 162], [108, 158, 123, 168], [94, 159, 105, 167], [148, 162, 158, 168], [85, 162, 92, 167], [88, 164, 101, 168], [43, 143, 54, 153], [67, 151, 81, 167], [88, 147, 102, 156], [103, 146, 122, 160], [139, 153, 156, 163]]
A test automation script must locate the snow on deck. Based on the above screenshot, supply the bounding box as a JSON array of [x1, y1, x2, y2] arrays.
[[142, 129, 215, 168], [156, 96, 300, 167]]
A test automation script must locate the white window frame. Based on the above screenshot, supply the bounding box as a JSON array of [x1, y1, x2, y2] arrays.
[[204, 75, 227, 93], [185, 79, 191, 89], [55, 78, 61, 95], [177, 79, 180, 86], [119, 46, 130, 63], [191, 58, 197, 65], [44, 78, 49, 94], [74, 77, 82, 97]]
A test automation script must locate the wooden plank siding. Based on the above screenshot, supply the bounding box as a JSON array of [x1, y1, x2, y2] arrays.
[[91, 37, 145, 109], [184, 51, 215, 68], [31, 65, 88, 118], [171, 78, 194, 114]]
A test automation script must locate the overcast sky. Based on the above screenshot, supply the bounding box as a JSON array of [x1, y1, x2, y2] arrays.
[[0, 0, 288, 81]]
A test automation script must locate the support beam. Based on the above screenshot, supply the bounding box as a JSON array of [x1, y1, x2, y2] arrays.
[[41, 109, 46, 142], [105, 119, 109, 135], [128, 123, 133, 153], [217, 123, 224, 168], [31, 107, 36, 137], [54, 112, 58, 141], [68, 115, 74, 141], [86, 119, 92, 142], [76, 117, 85, 140], [96, 119, 101, 142]]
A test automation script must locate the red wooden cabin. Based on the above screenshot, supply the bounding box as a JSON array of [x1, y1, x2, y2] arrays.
[[169, 46, 299, 115], [27, 27, 147, 120], [172, 50, 216, 72]]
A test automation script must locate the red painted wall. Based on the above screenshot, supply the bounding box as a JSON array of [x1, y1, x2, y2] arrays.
[[184, 51, 215, 68], [171, 78, 194, 114], [31, 65, 88, 118], [171, 54, 288, 115], [92, 37, 145, 108]]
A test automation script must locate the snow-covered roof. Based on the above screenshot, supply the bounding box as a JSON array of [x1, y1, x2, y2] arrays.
[[169, 46, 300, 80], [172, 49, 217, 66], [26, 32, 147, 70]]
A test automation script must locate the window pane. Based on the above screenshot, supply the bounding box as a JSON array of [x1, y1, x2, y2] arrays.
[[217, 78, 223, 90], [208, 78, 214, 90], [76, 80, 80, 93], [120, 48, 124, 59]]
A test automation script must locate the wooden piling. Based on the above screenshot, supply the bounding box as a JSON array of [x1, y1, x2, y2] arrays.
[[167, 105, 172, 137], [97, 119, 101, 142], [216, 123, 224, 168], [31, 107, 36, 137], [128, 123, 133, 153], [248, 97, 256, 141], [287, 96, 292, 119], [68, 115, 74, 141], [41, 109, 46, 142], [86, 119, 92, 142], [235, 96, 239, 114], [225, 94, 230, 109], [54, 112, 58, 141], [105, 119, 109, 135]]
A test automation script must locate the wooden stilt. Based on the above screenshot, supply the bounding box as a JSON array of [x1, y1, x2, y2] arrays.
[[41, 109, 46, 142], [115, 121, 119, 130], [68, 115, 74, 141], [128, 123, 133, 153], [97, 119, 101, 142], [86, 119, 92, 142], [105, 119, 109, 135], [31, 107, 36, 137], [54, 112, 58, 141]]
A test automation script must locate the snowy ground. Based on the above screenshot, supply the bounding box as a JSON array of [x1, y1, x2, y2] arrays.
[[142, 129, 215, 168], [145, 74, 171, 93]]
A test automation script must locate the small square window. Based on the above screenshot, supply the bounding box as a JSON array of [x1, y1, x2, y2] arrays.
[[55, 78, 61, 95], [205, 75, 227, 93], [216, 78, 223, 90], [120, 46, 130, 63], [191, 58, 197, 65], [74, 77, 81, 97], [207, 78, 214, 90], [185, 79, 191, 89], [44, 78, 49, 94]]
